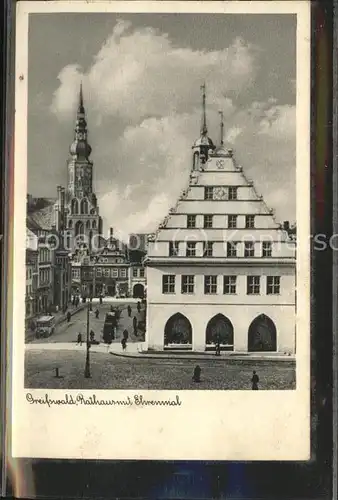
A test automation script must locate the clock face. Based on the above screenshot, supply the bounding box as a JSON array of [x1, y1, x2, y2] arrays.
[[213, 187, 227, 200], [216, 159, 225, 169]]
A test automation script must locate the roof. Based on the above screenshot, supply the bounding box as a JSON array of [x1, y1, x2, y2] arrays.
[[27, 202, 56, 231]]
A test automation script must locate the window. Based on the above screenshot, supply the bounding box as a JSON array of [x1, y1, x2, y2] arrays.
[[262, 241, 272, 257], [162, 275, 175, 294], [204, 187, 214, 200], [244, 241, 255, 257], [267, 276, 280, 295], [223, 276, 237, 294], [139, 268, 145, 278], [96, 268, 102, 277], [228, 187, 238, 200], [228, 215, 237, 229], [204, 215, 213, 228], [245, 215, 255, 228], [112, 268, 118, 278], [120, 268, 127, 278], [204, 275, 218, 294], [104, 268, 110, 277], [133, 268, 138, 277], [187, 215, 197, 228], [181, 275, 194, 294], [227, 242, 238, 257], [247, 276, 260, 295], [186, 242, 196, 257], [169, 241, 179, 256], [203, 241, 214, 257]]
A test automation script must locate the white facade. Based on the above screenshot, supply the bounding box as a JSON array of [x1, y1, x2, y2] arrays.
[[145, 123, 296, 354]]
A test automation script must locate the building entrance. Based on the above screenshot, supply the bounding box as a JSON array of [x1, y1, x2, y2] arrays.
[[205, 314, 234, 350], [164, 313, 192, 348], [248, 314, 277, 351]]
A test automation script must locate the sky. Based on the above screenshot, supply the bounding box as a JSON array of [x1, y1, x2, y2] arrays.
[[28, 13, 296, 235]]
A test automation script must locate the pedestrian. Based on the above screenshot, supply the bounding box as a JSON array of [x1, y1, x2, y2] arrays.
[[123, 329, 129, 340], [133, 315, 137, 329], [55, 305, 59, 313], [95, 308, 99, 319], [90, 330, 95, 342], [76, 333, 82, 346], [67, 311, 71, 323], [137, 301, 141, 313], [127, 305, 132, 317], [121, 337, 127, 351], [192, 365, 201, 383], [99, 295, 103, 305], [215, 340, 221, 356], [251, 370, 259, 390]]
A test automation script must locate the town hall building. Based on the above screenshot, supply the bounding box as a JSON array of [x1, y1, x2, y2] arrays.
[[144, 85, 296, 354]]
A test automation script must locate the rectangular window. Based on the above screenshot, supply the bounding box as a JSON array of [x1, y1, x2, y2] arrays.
[[223, 276, 237, 294], [181, 275, 194, 294], [245, 215, 255, 228], [204, 275, 218, 294], [228, 187, 238, 200], [244, 241, 255, 257], [120, 268, 127, 278], [187, 215, 197, 228], [262, 241, 272, 257], [139, 268, 145, 278], [205, 187, 214, 200], [247, 276, 260, 295], [186, 242, 196, 257], [104, 268, 110, 277], [204, 215, 213, 228], [203, 241, 214, 257], [169, 241, 179, 256], [228, 215, 237, 229], [112, 268, 118, 278], [162, 275, 175, 294], [227, 241, 238, 257], [133, 268, 138, 277], [267, 276, 280, 295]]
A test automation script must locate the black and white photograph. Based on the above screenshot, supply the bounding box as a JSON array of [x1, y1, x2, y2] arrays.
[[12, 0, 311, 461]]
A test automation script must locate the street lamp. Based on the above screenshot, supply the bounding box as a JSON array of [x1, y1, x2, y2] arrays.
[[84, 285, 91, 378]]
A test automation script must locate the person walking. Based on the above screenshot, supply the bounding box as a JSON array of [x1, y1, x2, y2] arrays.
[[192, 365, 201, 383], [95, 308, 99, 319], [67, 311, 71, 323], [121, 337, 127, 351], [90, 330, 95, 343], [137, 301, 141, 314], [76, 333, 82, 346], [133, 316, 138, 336], [99, 295, 103, 305], [123, 329, 129, 341], [127, 305, 132, 317], [251, 370, 259, 390]]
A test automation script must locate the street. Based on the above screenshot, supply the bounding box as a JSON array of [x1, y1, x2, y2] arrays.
[[25, 349, 296, 390], [29, 300, 144, 345]]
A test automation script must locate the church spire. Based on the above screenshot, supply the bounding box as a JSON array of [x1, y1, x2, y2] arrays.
[[69, 83, 92, 160], [78, 81, 84, 114], [219, 110, 224, 146], [201, 82, 208, 135]]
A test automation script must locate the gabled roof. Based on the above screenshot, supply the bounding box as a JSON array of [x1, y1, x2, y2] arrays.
[[27, 202, 56, 231]]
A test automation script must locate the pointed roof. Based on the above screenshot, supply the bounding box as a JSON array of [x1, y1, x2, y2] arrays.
[[193, 83, 215, 150]]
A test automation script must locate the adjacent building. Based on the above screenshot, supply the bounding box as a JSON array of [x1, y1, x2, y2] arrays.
[[144, 86, 296, 354]]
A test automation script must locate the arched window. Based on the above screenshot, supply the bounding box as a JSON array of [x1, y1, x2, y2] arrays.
[[86, 220, 91, 230], [81, 198, 88, 214], [68, 220, 73, 229], [205, 314, 234, 349], [92, 220, 97, 230], [71, 198, 79, 214], [164, 313, 192, 347], [75, 221, 84, 236], [193, 151, 199, 170], [248, 314, 277, 352]]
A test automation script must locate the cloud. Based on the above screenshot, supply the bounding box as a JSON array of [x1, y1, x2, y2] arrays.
[[49, 20, 296, 233]]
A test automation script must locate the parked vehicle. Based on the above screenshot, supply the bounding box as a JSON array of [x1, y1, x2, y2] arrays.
[[35, 315, 55, 339]]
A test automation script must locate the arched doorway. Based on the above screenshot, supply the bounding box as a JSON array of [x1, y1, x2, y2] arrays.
[[133, 283, 145, 298], [164, 313, 192, 348], [106, 284, 116, 296], [248, 314, 277, 352], [205, 314, 234, 350]]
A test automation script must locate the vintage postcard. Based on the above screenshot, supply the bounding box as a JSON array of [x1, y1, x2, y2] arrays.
[[11, 0, 311, 460]]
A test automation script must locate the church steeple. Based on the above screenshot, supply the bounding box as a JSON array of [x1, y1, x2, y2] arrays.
[[69, 83, 92, 160], [219, 110, 224, 146], [192, 82, 215, 168], [201, 82, 208, 136]]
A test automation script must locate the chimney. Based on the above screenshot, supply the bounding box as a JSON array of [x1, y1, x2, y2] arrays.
[[110, 227, 113, 238]]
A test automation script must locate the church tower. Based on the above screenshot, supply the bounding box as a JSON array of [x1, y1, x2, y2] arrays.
[[66, 84, 102, 245]]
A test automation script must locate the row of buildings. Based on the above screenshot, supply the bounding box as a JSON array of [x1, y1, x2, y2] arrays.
[[26, 83, 297, 355], [25, 87, 147, 327]]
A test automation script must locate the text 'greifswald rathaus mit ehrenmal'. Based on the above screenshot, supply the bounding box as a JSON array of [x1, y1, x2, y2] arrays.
[[144, 84, 296, 354]]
